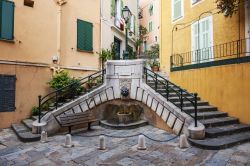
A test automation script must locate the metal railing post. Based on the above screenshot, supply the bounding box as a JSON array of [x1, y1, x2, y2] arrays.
[[155, 73, 158, 91], [55, 91, 58, 109], [38, 95, 42, 123], [102, 70, 104, 84], [194, 93, 198, 127], [237, 40, 240, 58], [180, 88, 183, 111], [145, 68, 148, 84], [166, 81, 169, 101]]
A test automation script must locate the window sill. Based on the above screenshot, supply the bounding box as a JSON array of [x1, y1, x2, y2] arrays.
[[77, 49, 94, 53], [172, 16, 184, 24], [191, 0, 203, 7], [0, 38, 15, 43]]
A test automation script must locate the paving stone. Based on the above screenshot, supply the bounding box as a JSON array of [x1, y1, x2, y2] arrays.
[[1, 126, 250, 165], [116, 157, 134, 166]]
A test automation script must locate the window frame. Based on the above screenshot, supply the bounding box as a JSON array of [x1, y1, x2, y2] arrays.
[[148, 21, 153, 32], [0, 74, 16, 112], [77, 19, 93, 53], [0, 0, 15, 41], [191, 16, 214, 63], [171, 0, 184, 22]]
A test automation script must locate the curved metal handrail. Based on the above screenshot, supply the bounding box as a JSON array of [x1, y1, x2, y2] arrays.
[[144, 67, 198, 127], [38, 69, 106, 122]]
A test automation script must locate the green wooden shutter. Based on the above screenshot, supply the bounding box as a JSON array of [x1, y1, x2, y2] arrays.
[[111, 0, 115, 17], [0, 75, 16, 112], [0, 0, 2, 38], [77, 19, 93, 52], [120, 0, 124, 16], [0, 0, 14, 40]]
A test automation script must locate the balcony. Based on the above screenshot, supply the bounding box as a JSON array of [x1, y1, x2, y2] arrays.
[[170, 38, 250, 71]]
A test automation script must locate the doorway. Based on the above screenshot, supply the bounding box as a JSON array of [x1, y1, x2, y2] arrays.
[[114, 37, 121, 60]]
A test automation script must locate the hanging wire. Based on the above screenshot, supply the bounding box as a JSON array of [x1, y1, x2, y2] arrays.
[[73, 132, 179, 143]]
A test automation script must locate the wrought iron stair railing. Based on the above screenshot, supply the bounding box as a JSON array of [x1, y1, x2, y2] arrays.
[[144, 67, 198, 127], [38, 69, 106, 123]]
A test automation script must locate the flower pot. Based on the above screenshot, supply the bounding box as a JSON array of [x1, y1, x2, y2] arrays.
[[151, 66, 159, 72]]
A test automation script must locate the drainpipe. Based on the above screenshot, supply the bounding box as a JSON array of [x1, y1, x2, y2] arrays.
[[54, 0, 67, 66], [100, 0, 103, 69], [57, 5, 62, 65]]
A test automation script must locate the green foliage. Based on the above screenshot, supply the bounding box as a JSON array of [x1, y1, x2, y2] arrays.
[[146, 44, 160, 67], [134, 25, 148, 55], [99, 48, 113, 62], [31, 106, 39, 116], [48, 70, 72, 90], [146, 44, 159, 59], [216, 0, 239, 17], [48, 70, 84, 98]]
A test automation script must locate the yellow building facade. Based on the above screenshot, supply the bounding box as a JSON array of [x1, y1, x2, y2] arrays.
[[160, 0, 250, 124], [0, 0, 100, 128]]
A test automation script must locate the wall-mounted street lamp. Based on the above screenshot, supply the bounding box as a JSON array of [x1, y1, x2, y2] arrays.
[[122, 6, 132, 60]]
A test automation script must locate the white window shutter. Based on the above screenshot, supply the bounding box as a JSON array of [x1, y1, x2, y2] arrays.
[[130, 15, 134, 33]]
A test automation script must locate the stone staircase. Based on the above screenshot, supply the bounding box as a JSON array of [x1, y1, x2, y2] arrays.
[[147, 81, 250, 150], [11, 116, 40, 142]]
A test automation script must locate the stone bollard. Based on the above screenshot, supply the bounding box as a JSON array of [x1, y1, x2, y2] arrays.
[[137, 135, 147, 150], [40, 131, 48, 143], [64, 134, 73, 148], [98, 136, 106, 150], [179, 134, 189, 149]]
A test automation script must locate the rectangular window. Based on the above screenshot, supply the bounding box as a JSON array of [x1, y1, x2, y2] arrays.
[[130, 15, 135, 33], [191, 16, 213, 63], [149, 4, 153, 16], [0, 0, 15, 40], [77, 19, 93, 52], [149, 21, 153, 32], [0, 75, 16, 112], [172, 0, 183, 21]]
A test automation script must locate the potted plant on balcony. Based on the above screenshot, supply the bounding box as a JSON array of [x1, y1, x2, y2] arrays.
[[149, 59, 160, 72], [146, 44, 160, 72]]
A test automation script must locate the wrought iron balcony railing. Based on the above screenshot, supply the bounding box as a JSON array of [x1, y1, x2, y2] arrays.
[[171, 38, 250, 68]]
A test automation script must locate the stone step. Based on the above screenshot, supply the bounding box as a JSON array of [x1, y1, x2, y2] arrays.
[[188, 132, 250, 150], [183, 105, 217, 113], [205, 124, 250, 138], [168, 96, 200, 102], [200, 117, 239, 127], [11, 123, 40, 142], [174, 101, 209, 107], [22, 119, 34, 130], [160, 92, 191, 98], [191, 111, 228, 120], [31, 115, 38, 121]]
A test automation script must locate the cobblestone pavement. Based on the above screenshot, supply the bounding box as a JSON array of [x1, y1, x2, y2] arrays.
[[0, 126, 250, 166]]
